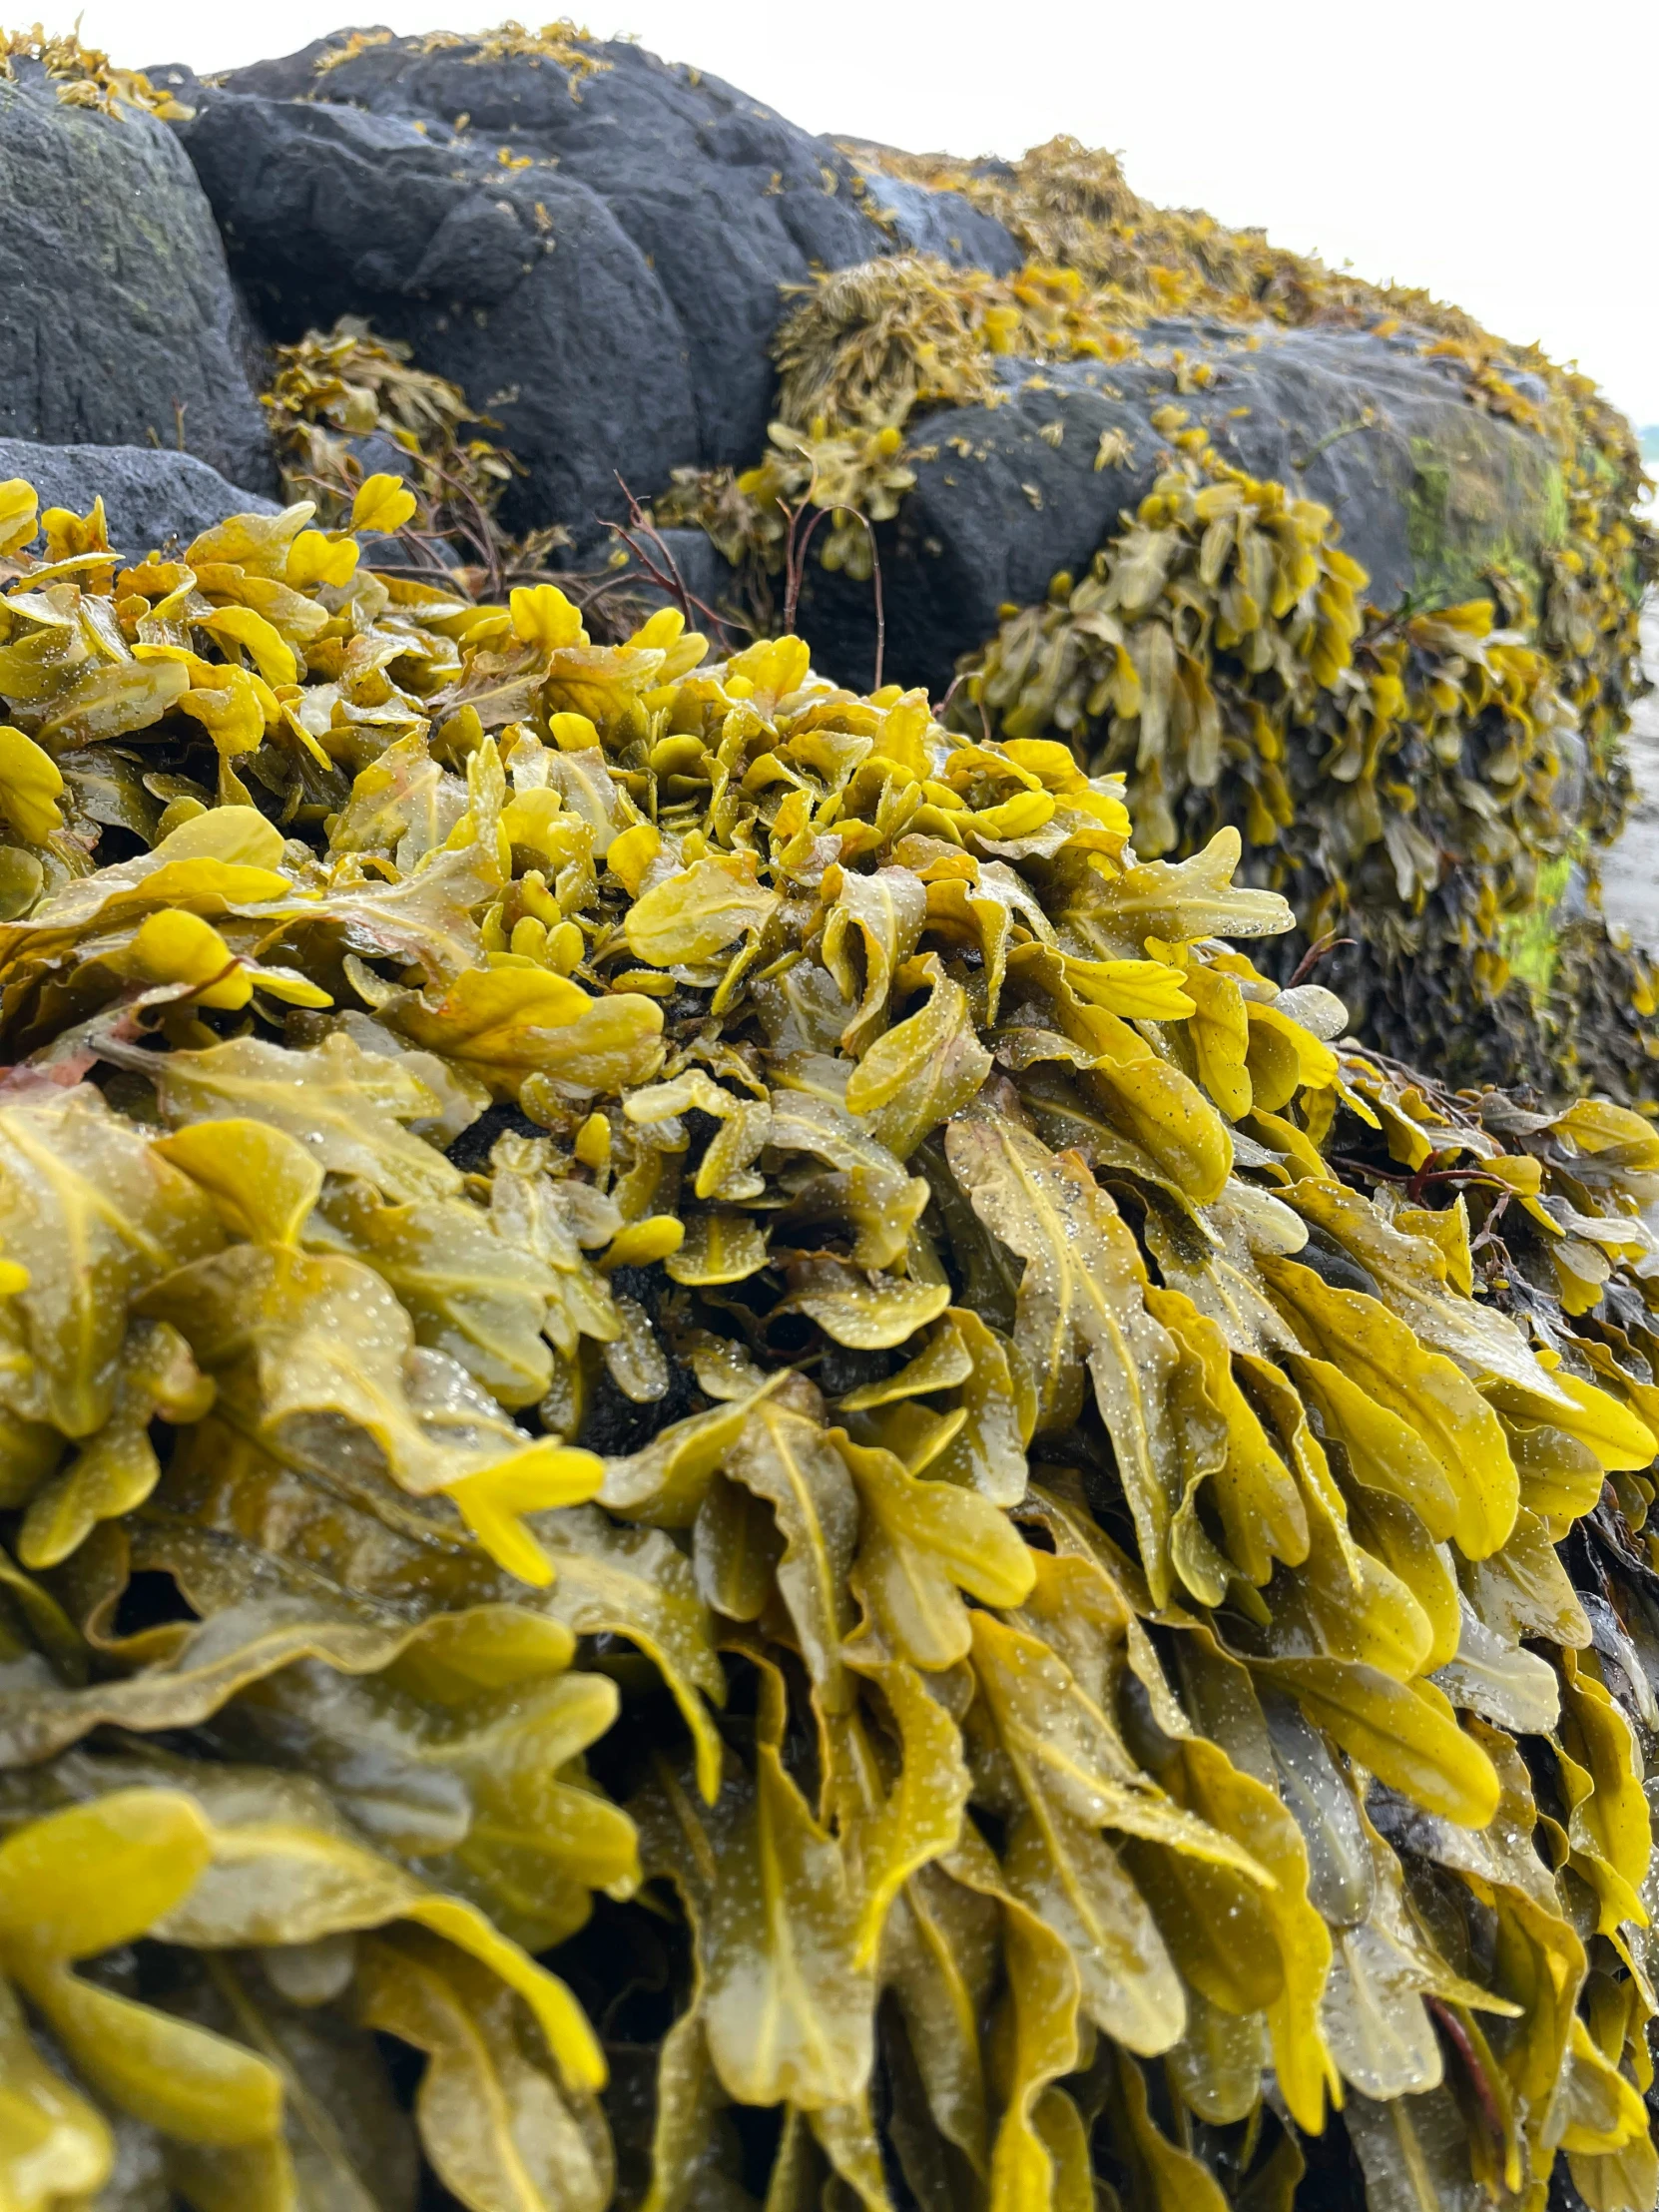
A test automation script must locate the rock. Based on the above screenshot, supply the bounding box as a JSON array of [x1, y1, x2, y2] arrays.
[[0, 65, 274, 491], [176, 89, 694, 541], [797, 321, 1566, 694], [656, 528, 741, 623], [175, 31, 910, 538], [334, 429, 419, 484], [355, 531, 464, 574], [0, 439, 277, 554], [852, 167, 1023, 273]]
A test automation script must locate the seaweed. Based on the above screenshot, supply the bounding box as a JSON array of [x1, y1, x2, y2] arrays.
[[644, 131, 1654, 1098], [0, 22, 192, 115], [0, 464, 1656, 2209]]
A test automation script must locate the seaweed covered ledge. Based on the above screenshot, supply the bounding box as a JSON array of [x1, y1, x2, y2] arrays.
[[0, 469, 1657, 2212]]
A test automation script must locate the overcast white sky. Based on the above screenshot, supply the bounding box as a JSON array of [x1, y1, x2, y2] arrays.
[[74, 0, 1659, 431]]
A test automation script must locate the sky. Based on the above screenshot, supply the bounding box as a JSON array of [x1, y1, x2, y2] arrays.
[[68, 0, 1659, 431]]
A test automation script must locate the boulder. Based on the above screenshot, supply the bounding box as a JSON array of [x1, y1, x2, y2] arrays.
[[0, 65, 274, 491], [797, 321, 1565, 694], [172, 32, 932, 539], [176, 89, 695, 543], [0, 439, 277, 554]]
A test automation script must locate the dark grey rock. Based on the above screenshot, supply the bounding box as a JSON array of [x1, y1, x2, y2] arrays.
[[156, 28, 375, 104], [0, 67, 274, 491], [174, 32, 906, 537], [658, 528, 741, 622], [178, 89, 701, 539], [853, 169, 1022, 275], [355, 531, 464, 574], [0, 438, 277, 554], [140, 60, 211, 109], [335, 429, 419, 483], [796, 321, 1567, 694]]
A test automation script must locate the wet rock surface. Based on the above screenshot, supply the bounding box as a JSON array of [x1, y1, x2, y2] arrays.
[[853, 164, 1022, 272], [0, 437, 277, 551], [170, 32, 1000, 540], [0, 65, 275, 491], [798, 321, 1564, 695]]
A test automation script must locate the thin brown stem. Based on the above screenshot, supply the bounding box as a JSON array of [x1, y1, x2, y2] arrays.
[[1328, 1157, 1512, 1192], [783, 506, 829, 636], [1288, 931, 1356, 988], [603, 476, 737, 645], [1424, 1999, 1506, 2155], [1468, 1190, 1513, 1255], [855, 510, 886, 692], [423, 453, 504, 597]]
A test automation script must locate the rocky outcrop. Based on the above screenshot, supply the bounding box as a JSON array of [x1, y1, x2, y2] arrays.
[[0, 438, 276, 550], [26, 17, 1638, 1099], [170, 32, 1003, 538], [798, 322, 1565, 695], [0, 65, 273, 490]]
